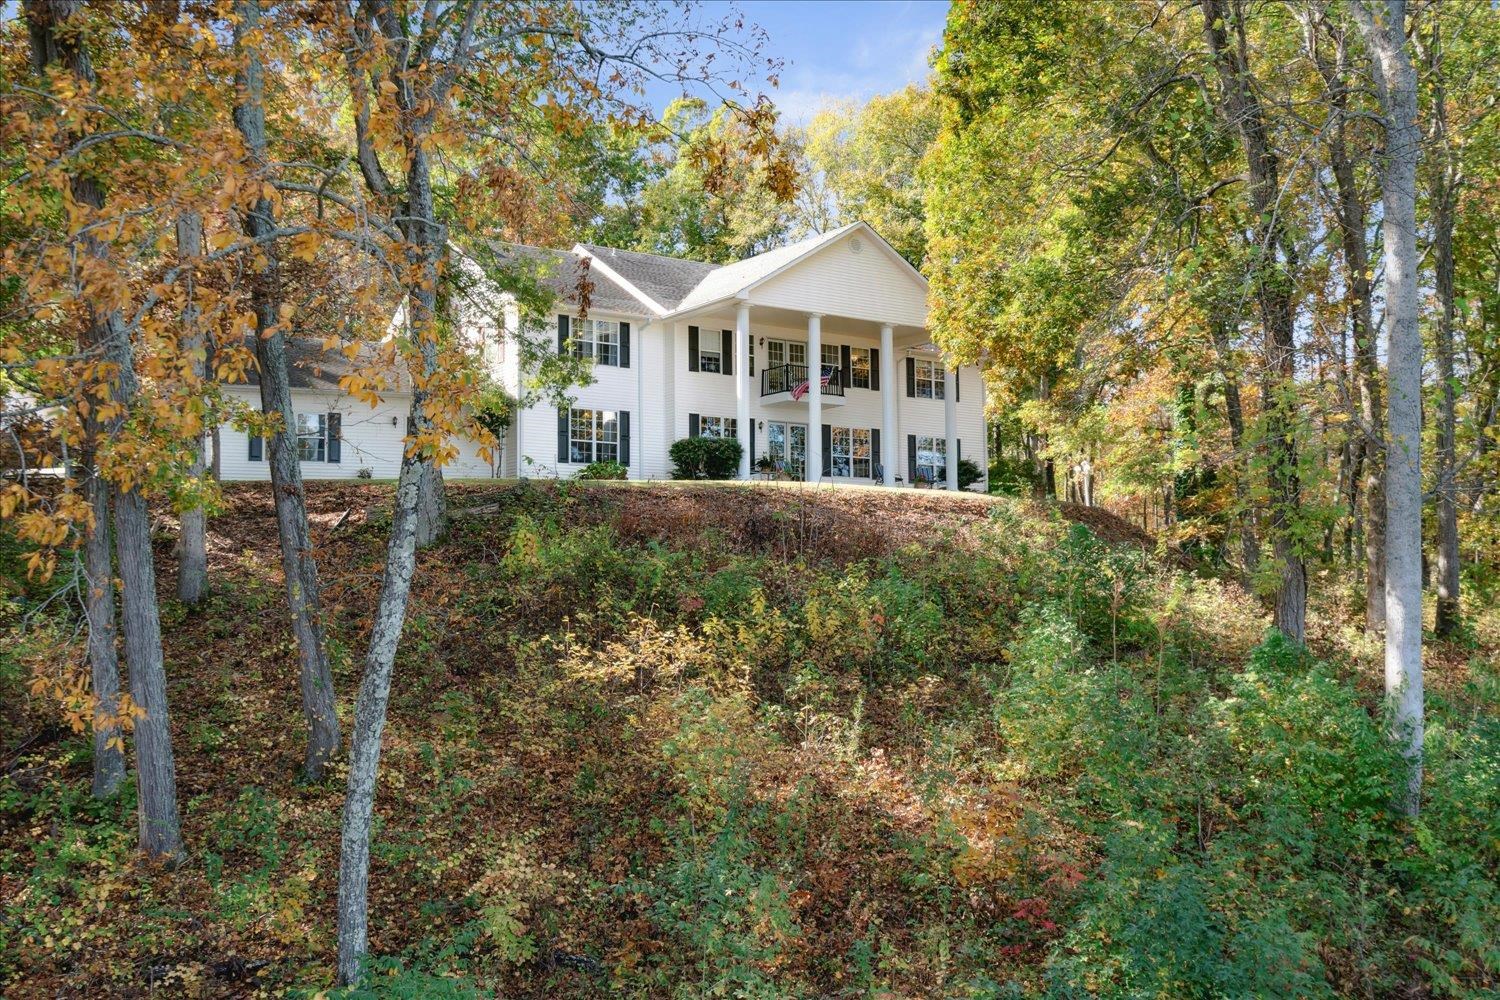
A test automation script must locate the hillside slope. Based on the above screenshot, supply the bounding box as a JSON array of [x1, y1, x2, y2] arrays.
[[2, 482, 1495, 997]]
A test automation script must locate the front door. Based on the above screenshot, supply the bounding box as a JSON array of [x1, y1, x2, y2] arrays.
[[767, 421, 807, 481]]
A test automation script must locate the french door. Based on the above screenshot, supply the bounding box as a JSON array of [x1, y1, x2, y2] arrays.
[[766, 421, 807, 480]]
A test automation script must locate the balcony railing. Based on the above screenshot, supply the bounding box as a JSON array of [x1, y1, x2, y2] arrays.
[[760, 363, 844, 398]]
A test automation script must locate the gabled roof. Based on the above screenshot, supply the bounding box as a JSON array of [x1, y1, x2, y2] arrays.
[[232, 336, 412, 392], [476, 242, 644, 316], [573, 244, 720, 313], [671, 223, 862, 314]]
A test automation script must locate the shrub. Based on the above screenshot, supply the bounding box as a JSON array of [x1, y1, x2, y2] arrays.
[[958, 457, 984, 490], [575, 459, 627, 480], [669, 436, 743, 480]]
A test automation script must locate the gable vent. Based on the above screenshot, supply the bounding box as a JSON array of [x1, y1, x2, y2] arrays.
[[850, 237, 865, 254]]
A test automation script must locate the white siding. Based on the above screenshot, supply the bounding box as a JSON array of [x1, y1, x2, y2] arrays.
[[217, 385, 494, 482], [748, 236, 928, 329]]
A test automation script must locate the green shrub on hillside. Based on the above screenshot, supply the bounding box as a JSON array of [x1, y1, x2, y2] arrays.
[[669, 436, 743, 480]]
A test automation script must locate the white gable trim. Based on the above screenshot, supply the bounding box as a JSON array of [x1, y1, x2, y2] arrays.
[[571, 244, 669, 317], [662, 221, 925, 320]]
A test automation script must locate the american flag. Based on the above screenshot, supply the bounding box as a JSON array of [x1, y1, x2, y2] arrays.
[[790, 367, 833, 401]]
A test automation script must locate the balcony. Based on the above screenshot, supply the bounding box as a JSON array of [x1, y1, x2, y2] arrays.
[[759, 363, 847, 407]]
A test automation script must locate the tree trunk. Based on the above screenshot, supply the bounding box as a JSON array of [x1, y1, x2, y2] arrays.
[[1202, 0, 1305, 642], [1211, 320, 1260, 577], [1353, 0, 1423, 815], [26, 0, 183, 859], [83, 472, 126, 798], [1430, 26, 1461, 639], [175, 211, 209, 605], [414, 462, 446, 547], [232, 0, 340, 781]]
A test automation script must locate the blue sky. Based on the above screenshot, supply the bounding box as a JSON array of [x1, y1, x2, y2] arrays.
[[659, 0, 950, 124]]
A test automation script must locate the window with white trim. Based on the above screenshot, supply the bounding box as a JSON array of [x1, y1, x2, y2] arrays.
[[850, 347, 872, 389], [697, 415, 737, 439], [698, 339, 722, 373], [821, 343, 840, 371], [569, 408, 619, 463], [296, 412, 327, 462], [830, 427, 872, 478], [765, 339, 806, 368], [915, 359, 945, 400], [915, 435, 946, 483], [573, 318, 621, 366]]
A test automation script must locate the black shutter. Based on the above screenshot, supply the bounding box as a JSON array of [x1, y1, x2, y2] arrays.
[[619, 322, 630, 368], [870, 348, 880, 391], [689, 413, 700, 438], [619, 411, 630, 467], [249, 433, 263, 461], [688, 326, 699, 372], [327, 412, 341, 464], [871, 428, 880, 480], [953, 368, 960, 402], [906, 357, 916, 397], [749, 337, 755, 377], [908, 434, 917, 483], [557, 314, 569, 355], [558, 408, 570, 464], [821, 423, 832, 478], [749, 420, 756, 468], [840, 344, 852, 389], [957, 439, 962, 487], [721, 329, 733, 377]]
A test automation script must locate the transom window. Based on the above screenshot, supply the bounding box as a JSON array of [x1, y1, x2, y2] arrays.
[[915, 359, 945, 400], [915, 435, 947, 484], [296, 412, 327, 462], [572, 318, 621, 366], [569, 408, 619, 464], [698, 415, 737, 439], [830, 427, 873, 478], [850, 347, 872, 389]]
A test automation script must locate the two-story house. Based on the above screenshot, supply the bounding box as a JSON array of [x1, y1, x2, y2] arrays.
[[216, 221, 986, 489]]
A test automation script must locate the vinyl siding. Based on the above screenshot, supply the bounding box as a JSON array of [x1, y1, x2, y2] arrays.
[[748, 235, 927, 329]]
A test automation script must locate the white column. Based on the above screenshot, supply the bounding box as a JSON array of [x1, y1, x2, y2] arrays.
[[944, 364, 959, 490], [634, 321, 647, 481], [735, 303, 751, 479], [807, 313, 822, 483], [880, 323, 896, 485]]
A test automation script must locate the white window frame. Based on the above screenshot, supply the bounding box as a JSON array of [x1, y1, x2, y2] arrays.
[[573, 318, 621, 367], [830, 427, 872, 479], [915, 434, 946, 483], [296, 412, 327, 462], [821, 343, 840, 371], [850, 346, 872, 389], [915, 359, 945, 400], [698, 415, 737, 440], [765, 339, 806, 368], [569, 408, 619, 464], [698, 340, 722, 373]]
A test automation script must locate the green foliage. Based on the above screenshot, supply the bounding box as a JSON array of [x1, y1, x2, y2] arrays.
[[574, 459, 627, 481], [669, 436, 743, 480], [957, 457, 984, 491]]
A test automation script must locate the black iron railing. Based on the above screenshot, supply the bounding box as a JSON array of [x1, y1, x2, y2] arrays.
[[760, 363, 844, 398]]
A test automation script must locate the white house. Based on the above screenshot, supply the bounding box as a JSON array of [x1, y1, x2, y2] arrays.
[[217, 221, 987, 489]]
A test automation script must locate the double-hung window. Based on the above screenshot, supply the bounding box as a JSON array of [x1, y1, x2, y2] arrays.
[[569, 408, 619, 463], [914, 359, 945, 400], [296, 412, 327, 462], [573, 318, 621, 367], [697, 415, 737, 439], [850, 347, 872, 389], [821, 343, 840, 375], [915, 435, 946, 483], [698, 339, 722, 373], [830, 427, 873, 478]]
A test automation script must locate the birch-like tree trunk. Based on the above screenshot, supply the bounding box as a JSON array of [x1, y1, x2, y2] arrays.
[[175, 211, 209, 605], [232, 0, 340, 781], [82, 472, 125, 798], [26, 0, 183, 858], [1429, 25, 1462, 639], [336, 3, 480, 981], [1352, 0, 1424, 814], [1202, 0, 1306, 642]]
